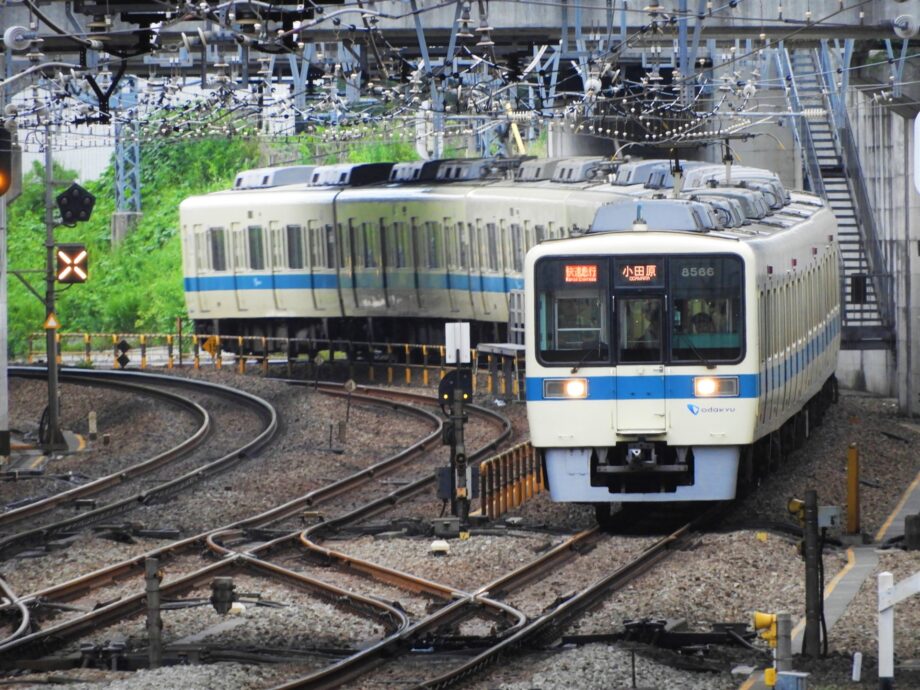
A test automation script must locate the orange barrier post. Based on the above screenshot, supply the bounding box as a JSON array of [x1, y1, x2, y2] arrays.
[[84, 333, 92, 366], [55, 332, 62, 365], [192, 336, 200, 370], [261, 337, 269, 375], [480, 462, 490, 519], [847, 443, 860, 535], [140, 334, 147, 369], [386, 344, 394, 385], [167, 335, 174, 369], [404, 344, 411, 384], [237, 336, 245, 374], [422, 345, 429, 386], [112, 335, 118, 368]]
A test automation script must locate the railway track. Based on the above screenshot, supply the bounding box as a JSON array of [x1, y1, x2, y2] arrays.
[[257, 504, 727, 689], [1, 367, 278, 559], [0, 381, 512, 669]]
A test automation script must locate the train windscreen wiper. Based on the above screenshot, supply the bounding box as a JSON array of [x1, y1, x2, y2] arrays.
[[680, 335, 716, 370], [571, 342, 608, 374]]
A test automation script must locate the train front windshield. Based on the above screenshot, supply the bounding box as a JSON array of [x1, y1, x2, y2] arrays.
[[535, 255, 744, 365]]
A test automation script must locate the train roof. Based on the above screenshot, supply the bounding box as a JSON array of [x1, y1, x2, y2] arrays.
[[232, 166, 316, 189]]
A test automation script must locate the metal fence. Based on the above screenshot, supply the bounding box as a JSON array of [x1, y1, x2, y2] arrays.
[[27, 331, 526, 399]]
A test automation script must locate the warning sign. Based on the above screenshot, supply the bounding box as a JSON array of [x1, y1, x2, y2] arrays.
[[43, 313, 61, 330]]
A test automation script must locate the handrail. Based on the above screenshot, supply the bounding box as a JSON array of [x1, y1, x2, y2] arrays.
[[778, 46, 826, 200], [813, 46, 894, 330]]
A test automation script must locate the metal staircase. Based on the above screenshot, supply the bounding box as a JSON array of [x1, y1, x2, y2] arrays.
[[780, 47, 894, 349]]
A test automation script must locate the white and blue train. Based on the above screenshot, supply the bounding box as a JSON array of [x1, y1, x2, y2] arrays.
[[179, 156, 817, 348], [524, 192, 840, 517]]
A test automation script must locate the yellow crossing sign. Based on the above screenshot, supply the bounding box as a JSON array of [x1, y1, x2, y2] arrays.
[[43, 312, 61, 330]]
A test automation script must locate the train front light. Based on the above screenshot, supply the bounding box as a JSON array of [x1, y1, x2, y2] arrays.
[[693, 376, 739, 398], [543, 378, 589, 399]]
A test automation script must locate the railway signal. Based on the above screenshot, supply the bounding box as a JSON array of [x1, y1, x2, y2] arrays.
[[0, 127, 12, 197], [55, 182, 96, 225], [56, 243, 88, 283]]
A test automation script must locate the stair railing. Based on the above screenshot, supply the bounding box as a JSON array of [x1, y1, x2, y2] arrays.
[[813, 46, 894, 331], [777, 46, 826, 200]]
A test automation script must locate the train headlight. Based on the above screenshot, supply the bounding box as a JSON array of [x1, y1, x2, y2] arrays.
[[693, 376, 739, 398], [543, 378, 589, 399]]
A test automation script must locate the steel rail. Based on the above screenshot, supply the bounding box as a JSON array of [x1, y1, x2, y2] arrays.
[[418, 505, 729, 689], [0, 382, 510, 661], [267, 527, 602, 689], [0, 367, 278, 559], [0, 576, 30, 653], [2, 370, 210, 529], [0, 554, 409, 662]]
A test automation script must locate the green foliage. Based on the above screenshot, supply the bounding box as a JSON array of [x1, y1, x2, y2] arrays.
[[6, 137, 260, 357], [5, 126, 467, 359]]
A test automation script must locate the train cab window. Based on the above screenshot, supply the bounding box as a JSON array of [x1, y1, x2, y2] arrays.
[[208, 227, 227, 271], [286, 225, 305, 269], [617, 297, 663, 363], [534, 258, 609, 364], [669, 256, 743, 363]]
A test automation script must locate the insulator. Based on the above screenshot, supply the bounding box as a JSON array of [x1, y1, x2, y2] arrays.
[[801, 108, 827, 120]]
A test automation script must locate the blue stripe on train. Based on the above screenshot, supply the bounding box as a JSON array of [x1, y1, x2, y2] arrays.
[[525, 374, 760, 401], [184, 273, 524, 293]]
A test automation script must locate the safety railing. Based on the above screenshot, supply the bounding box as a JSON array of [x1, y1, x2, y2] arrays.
[[26, 331, 526, 400], [478, 442, 543, 520]]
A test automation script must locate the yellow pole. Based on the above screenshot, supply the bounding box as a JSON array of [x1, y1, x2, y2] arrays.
[[193, 335, 200, 370], [847, 443, 860, 535], [140, 334, 147, 369], [112, 334, 118, 368], [237, 336, 245, 374], [404, 344, 411, 384], [422, 345, 429, 386], [167, 335, 174, 369]]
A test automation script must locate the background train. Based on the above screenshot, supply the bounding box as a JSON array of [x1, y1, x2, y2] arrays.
[[523, 193, 840, 516], [179, 156, 821, 349]]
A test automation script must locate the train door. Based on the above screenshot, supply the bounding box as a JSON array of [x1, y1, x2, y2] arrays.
[[269, 221, 286, 312], [190, 224, 210, 314], [339, 220, 357, 310], [230, 223, 250, 311], [379, 218, 391, 309], [443, 217, 459, 314], [612, 259, 667, 433], [306, 220, 326, 311], [410, 217, 423, 310]]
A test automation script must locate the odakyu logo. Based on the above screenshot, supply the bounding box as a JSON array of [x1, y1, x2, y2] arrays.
[[687, 403, 735, 415]]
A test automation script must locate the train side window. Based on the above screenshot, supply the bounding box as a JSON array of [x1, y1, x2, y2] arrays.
[[511, 223, 524, 272], [426, 221, 442, 268], [247, 226, 265, 270], [208, 227, 227, 271], [460, 223, 471, 268], [395, 222, 407, 268], [286, 225, 305, 269], [193, 225, 207, 271], [324, 224, 336, 269], [534, 258, 609, 364], [362, 222, 377, 268], [486, 223, 499, 271]]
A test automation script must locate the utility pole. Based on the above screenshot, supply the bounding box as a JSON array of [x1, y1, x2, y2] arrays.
[[43, 122, 63, 450], [0, 188, 8, 461]]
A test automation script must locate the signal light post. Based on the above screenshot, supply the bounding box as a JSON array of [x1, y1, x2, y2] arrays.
[[38, 123, 93, 450]]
